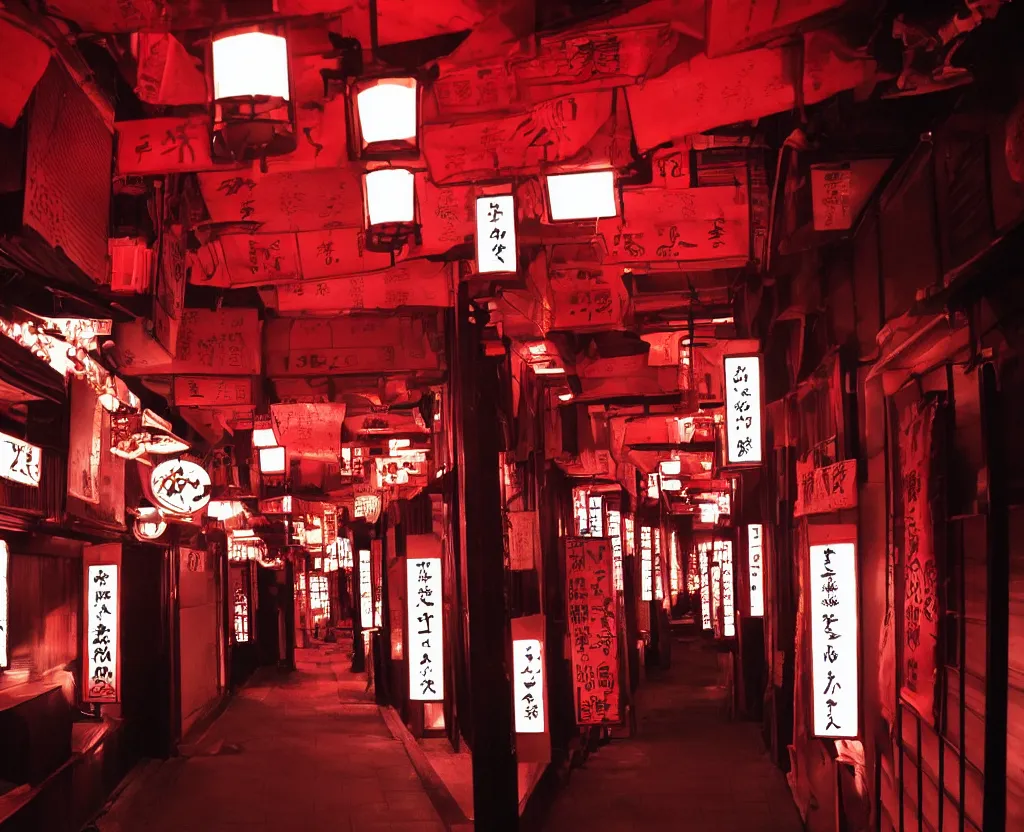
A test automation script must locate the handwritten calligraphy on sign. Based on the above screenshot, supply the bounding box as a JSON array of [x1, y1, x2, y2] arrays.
[[599, 185, 750, 266], [651, 146, 692, 189], [407, 557, 444, 701], [274, 260, 452, 313], [547, 267, 627, 331], [626, 36, 875, 152], [418, 178, 476, 254], [723, 354, 763, 466], [173, 377, 253, 408], [359, 548, 374, 630], [899, 402, 938, 721], [794, 458, 858, 517], [153, 224, 188, 355], [0, 430, 42, 487], [476, 195, 517, 274], [512, 630, 546, 734], [422, 91, 613, 185], [197, 168, 363, 232], [720, 540, 735, 637], [271, 402, 346, 461], [811, 164, 853, 231], [115, 308, 262, 376], [515, 24, 677, 97], [430, 59, 518, 120], [748, 524, 764, 617], [296, 228, 394, 280], [639, 526, 653, 602], [607, 509, 624, 592], [566, 538, 621, 725], [115, 117, 221, 175], [219, 234, 303, 286], [810, 539, 859, 738], [509, 510, 541, 572], [699, 546, 712, 630], [83, 545, 121, 704]]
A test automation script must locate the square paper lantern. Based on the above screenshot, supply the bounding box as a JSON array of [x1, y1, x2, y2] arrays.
[[364, 168, 416, 226], [546, 171, 617, 221]]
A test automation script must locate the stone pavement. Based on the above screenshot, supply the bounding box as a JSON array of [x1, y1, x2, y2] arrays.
[[540, 633, 803, 832], [90, 643, 444, 832]]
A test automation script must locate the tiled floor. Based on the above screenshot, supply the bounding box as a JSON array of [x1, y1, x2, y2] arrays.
[[92, 644, 444, 832], [540, 632, 803, 832]]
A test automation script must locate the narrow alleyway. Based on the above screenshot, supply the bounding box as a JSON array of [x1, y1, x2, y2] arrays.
[[541, 631, 802, 832], [89, 644, 444, 832]]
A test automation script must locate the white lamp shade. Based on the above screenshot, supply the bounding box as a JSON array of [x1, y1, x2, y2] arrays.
[[252, 426, 278, 448], [546, 171, 617, 220], [212, 31, 290, 100], [364, 169, 415, 226], [259, 445, 287, 474], [356, 78, 418, 145]]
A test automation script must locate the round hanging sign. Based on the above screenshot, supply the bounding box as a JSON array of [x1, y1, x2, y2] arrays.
[[150, 458, 212, 515]]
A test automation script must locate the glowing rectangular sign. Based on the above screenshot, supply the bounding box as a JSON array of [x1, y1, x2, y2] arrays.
[[84, 547, 120, 703], [512, 638, 545, 733], [0, 541, 8, 668], [476, 194, 517, 274], [699, 547, 711, 630], [810, 541, 859, 738], [0, 431, 41, 487], [587, 495, 604, 538], [359, 548, 374, 631], [653, 529, 664, 601], [639, 526, 653, 601], [408, 556, 444, 701], [723, 354, 763, 466], [748, 524, 764, 617], [607, 509, 623, 592], [566, 538, 620, 724], [720, 540, 735, 638]]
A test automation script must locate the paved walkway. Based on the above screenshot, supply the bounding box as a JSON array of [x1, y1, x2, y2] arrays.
[[541, 632, 802, 832], [92, 643, 444, 832]]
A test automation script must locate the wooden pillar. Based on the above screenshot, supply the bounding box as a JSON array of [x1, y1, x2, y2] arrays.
[[454, 286, 519, 830]]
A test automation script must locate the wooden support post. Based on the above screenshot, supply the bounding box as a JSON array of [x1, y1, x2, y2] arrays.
[[454, 286, 519, 831]]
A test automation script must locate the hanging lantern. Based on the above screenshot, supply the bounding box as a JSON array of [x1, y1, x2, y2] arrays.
[[210, 26, 296, 164], [350, 76, 419, 160], [362, 168, 419, 253], [252, 414, 279, 449], [258, 445, 287, 475]]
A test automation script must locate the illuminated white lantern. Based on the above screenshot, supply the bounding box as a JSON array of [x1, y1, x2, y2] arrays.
[[364, 168, 415, 226], [210, 27, 295, 162], [353, 77, 419, 157], [258, 445, 287, 475], [252, 416, 279, 449], [546, 171, 618, 221], [475, 195, 517, 274]]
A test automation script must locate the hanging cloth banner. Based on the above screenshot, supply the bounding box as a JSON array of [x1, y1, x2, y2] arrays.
[[565, 537, 621, 725], [899, 400, 939, 722]]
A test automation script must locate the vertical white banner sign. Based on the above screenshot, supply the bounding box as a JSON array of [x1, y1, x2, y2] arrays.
[[748, 524, 764, 617], [720, 540, 735, 638], [408, 557, 444, 701], [699, 545, 711, 630], [639, 526, 653, 601], [512, 638, 545, 733], [809, 541, 859, 738], [723, 354, 763, 465], [359, 548, 374, 631], [0, 541, 8, 668], [475, 194, 517, 274], [653, 529, 664, 601], [587, 495, 604, 538], [84, 545, 121, 703], [606, 509, 623, 592]]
